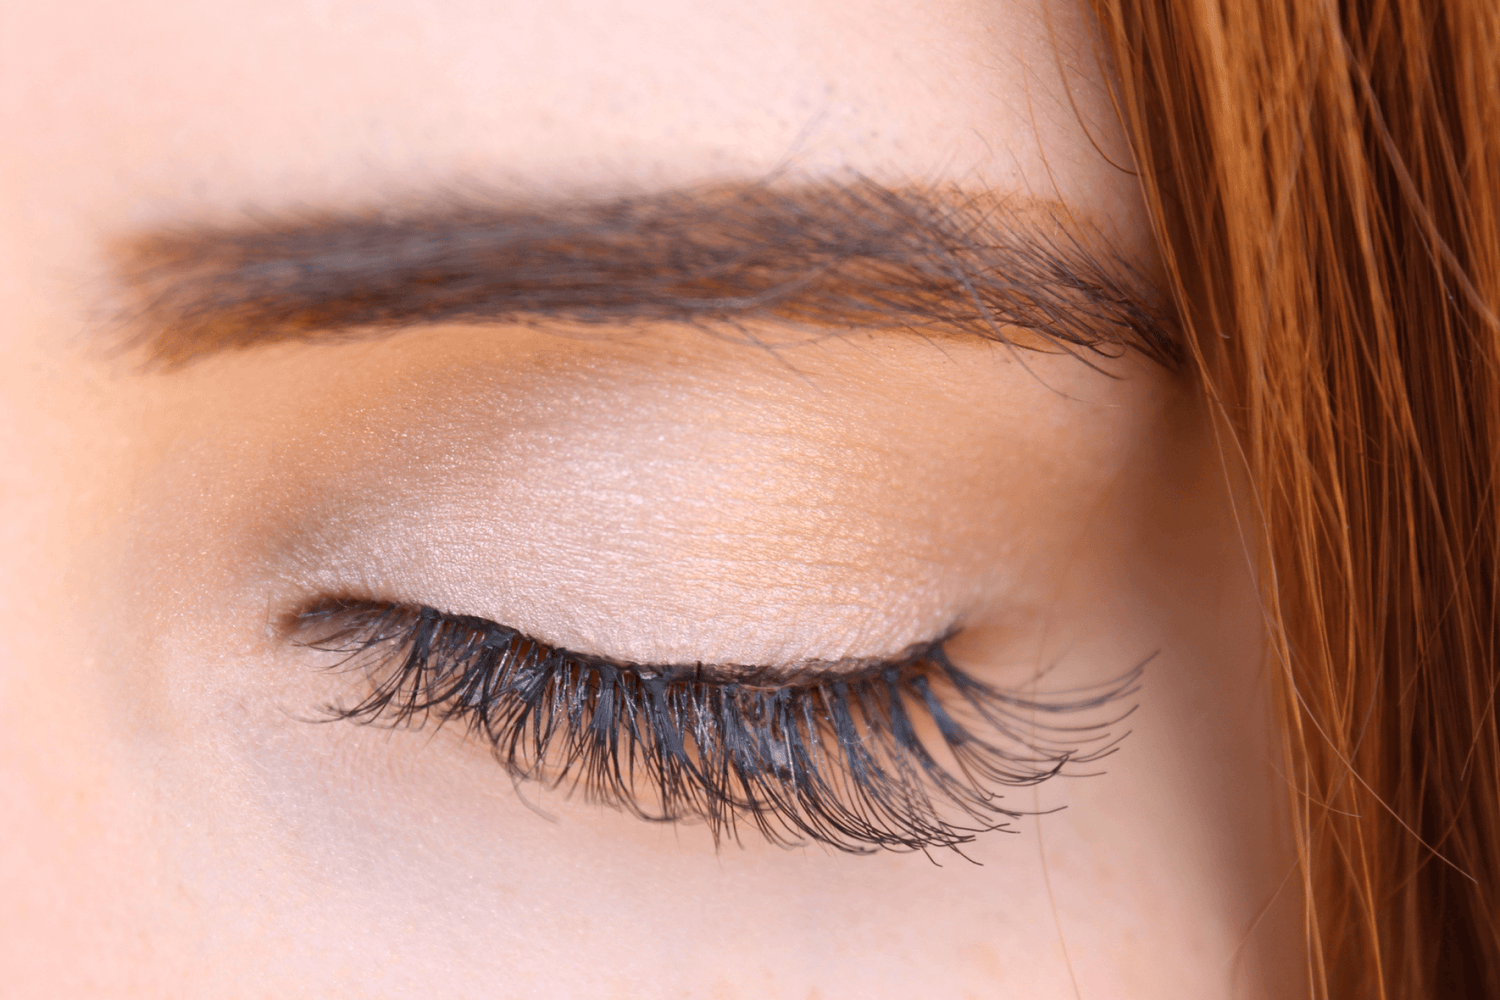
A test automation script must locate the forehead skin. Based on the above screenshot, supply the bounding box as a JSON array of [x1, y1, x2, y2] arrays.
[[3, 0, 1145, 263], [0, 2, 1302, 999]]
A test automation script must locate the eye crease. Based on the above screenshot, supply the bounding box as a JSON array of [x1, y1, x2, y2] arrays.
[[291, 597, 1145, 854]]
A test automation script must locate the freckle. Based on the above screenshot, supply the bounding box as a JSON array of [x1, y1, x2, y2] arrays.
[[958, 941, 1006, 980], [705, 978, 741, 1000]]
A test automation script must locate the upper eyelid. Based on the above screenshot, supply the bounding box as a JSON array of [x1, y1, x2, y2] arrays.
[[291, 597, 958, 688], [294, 599, 1146, 717], [107, 179, 1178, 369]]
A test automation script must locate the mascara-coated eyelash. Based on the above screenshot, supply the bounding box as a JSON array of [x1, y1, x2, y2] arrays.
[[294, 598, 1142, 854]]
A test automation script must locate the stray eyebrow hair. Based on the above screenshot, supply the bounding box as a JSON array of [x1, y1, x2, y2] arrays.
[[110, 180, 1178, 367]]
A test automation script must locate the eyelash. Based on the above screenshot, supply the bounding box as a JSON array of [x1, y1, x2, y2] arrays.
[[293, 598, 1142, 855]]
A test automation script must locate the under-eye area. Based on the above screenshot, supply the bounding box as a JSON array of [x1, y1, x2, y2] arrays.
[[289, 597, 1145, 855]]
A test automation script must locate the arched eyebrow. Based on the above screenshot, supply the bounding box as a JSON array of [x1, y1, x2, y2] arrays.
[[109, 180, 1177, 368]]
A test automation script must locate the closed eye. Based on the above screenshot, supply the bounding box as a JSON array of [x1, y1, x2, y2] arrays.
[[290, 596, 1145, 855]]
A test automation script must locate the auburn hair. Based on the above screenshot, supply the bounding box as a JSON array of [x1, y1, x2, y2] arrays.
[[1090, 0, 1500, 994]]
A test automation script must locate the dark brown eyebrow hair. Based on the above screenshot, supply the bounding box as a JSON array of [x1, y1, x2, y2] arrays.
[[109, 179, 1178, 367]]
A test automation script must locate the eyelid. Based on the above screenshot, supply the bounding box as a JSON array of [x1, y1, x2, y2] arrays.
[[291, 597, 955, 687]]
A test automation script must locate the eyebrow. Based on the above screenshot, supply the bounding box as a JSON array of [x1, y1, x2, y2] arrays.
[[109, 180, 1177, 367]]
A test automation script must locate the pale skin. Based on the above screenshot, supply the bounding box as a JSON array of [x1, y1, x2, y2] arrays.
[[0, 1, 1303, 997]]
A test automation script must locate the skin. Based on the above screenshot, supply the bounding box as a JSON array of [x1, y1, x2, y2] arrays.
[[0, 0, 1304, 997]]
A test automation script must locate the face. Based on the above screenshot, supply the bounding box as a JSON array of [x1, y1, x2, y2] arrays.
[[0, 1, 1301, 997]]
